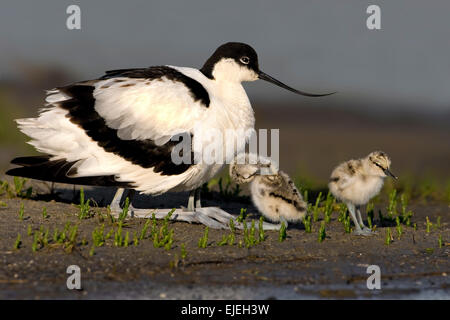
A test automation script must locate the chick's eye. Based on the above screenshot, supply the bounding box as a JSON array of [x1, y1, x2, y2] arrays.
[[240, 56, 250, 64]]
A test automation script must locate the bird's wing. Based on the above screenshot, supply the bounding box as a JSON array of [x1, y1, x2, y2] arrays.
[[48, 66, 210, 144], [13, 66, 214, 187]]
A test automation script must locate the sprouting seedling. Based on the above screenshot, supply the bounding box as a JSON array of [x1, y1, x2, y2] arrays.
[[114, 223, 123, 247], [81, 238, 87, 246], [258, 217, 265, 242], [426, 216, 432, 233], [139, 219, 151, 240], [92, 224, 106, 247], [323, 191, 334, 223], [312, 192, 322, 222], [367, 215, 373, 230], [198, 227, 209, 248], [400, 193, 408, 216], [151, 212, 157, 236], [278, 221, 287, 242], [124, 231, 129, 248], [89, 246, 95, 256], [153, 232, 160, 248], [164, 230, 174, 250], [27, 225, 32, 236], [303, 190, 309, 203], [181, 243, 187, 260], [237, 208, 247, 223], [14, 233, 21, 250], [338, 203, 347, 222], [396, 217, 403, 239], [42, 207, 48, 219], [343, 215, 351, 234], [42, 228, 49, 246], [436, 216, 441, 228], [32, 233, 39, 252], [218, 235, 228, 246], [229, 218, 236, 234], [243, 220, 249, 247], [303, 214, 312, 233], [413, 223, 417, 231], [118, 197, 130, 222], [387, 189, 397, 218], [18, 203, 24, 221], [78, 188, 91, 219], [318, 221, 326, 243], [438, 234, 443, 248], [13, 177, 32, 198], [249, 220, 256, 246], [53, 228, 59, 243], [169, 254, 180, 269], [385, 228, 392, 245], [133, 231, 139, 246], [228, 219, 236, 246]]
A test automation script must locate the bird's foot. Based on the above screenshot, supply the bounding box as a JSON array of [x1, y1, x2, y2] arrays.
[[353, 228, 376, 236], [363, 226, 378, 234]]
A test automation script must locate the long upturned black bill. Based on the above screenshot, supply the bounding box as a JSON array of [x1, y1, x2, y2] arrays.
[[258, 71, 335, 97], [384, 168, 398, 180]]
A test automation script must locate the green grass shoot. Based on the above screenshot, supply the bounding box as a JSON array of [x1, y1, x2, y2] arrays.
[[303, 214, 312, 233], [198, 227, 209, 248], [385, 228, 392, 245], [18, 203, 24, 220], [118, 197, 130, 222], [312, 191, 322, 222], [139, 219, 151, 240], [42, 207, 48, 219], [426, 216, 432, 233], [278, 221, 287, 242], [387, 189, 398, 218], [78, 188, 91, 219], [396, 216, 403, 239], [258, 217, 265, 242], [343, 215, 351, 233], [323, 191, 334, 223], [318, 221, 326, 243], [14, 233, 21, 249], [181, 243, 187, 260], [438, 234, 443, 248]]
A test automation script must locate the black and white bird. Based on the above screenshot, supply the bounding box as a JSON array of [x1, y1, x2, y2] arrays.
[[7, 42, 332, 228]]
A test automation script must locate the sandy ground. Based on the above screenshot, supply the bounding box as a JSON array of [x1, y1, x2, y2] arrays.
[[0, 181, 448, 300]]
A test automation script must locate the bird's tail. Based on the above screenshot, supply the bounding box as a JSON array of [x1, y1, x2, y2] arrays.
[[6, 156, 131, 187]]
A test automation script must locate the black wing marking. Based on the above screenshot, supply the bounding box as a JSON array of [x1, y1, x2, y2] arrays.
[[57, 84, 194, 176], [6, 156, 131, 187], [101, 66, 210, 107]]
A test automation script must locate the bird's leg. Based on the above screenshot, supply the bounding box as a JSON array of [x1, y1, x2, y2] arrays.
[[348, 203, 372, 236], [356, 205, 366, 228], [357, 205, 376, 234], [347, 203, 364, 235], [110, 188, 125, 213], [186, 190, 195, 212], [195, 188, 202, 209]]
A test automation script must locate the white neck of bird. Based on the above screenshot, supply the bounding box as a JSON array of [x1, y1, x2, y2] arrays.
[[211, 58, 258, 83]]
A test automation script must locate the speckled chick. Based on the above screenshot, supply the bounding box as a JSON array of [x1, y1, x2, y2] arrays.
[[329, 151, 397, 235], [230, 154, 307, 224]]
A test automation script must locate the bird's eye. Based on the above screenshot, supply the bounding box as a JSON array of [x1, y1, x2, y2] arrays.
[[240, 56, 250, 64]]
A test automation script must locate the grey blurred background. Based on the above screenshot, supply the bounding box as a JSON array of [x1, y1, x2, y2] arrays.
[[0, 0, 449, 189]]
